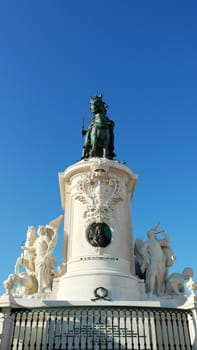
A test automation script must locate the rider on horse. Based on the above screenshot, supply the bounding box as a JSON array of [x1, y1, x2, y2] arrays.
[[82, 94, 115, 159]]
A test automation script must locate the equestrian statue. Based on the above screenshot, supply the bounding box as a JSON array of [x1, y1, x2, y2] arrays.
[[82, 94, 115, 159]]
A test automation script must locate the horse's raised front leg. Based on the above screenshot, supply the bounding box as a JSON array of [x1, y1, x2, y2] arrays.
[[90, 128, 97, 157], [103, 147, 107, 158], [102, 129, 110, 158]]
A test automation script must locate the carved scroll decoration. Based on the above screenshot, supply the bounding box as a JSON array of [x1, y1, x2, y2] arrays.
[[75, 165, 124, 224]]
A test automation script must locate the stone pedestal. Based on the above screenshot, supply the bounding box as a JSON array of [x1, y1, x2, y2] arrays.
[[52, 158, 141, 301]]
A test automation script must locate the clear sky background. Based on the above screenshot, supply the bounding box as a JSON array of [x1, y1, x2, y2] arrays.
[[0, 1, 196, 296]]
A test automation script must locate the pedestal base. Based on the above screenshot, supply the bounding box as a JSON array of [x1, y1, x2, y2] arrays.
[[51, 270, 143, 301]]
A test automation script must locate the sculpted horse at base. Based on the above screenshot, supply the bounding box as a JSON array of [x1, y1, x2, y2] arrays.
[[82, 95, 115, 159], [14, 226, 36, 275]]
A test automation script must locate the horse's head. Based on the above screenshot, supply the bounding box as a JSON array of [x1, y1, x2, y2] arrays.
[[182, 267, 193, 280]]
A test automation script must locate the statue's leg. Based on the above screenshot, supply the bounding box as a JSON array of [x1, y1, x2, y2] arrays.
[[103, 130, 110, 158], [82, 146, 89, 159], [103, 146, 109, 158], [145, 263, 157, 294], [90, 128, 97, 156], [37, 269, 43, 293], [156, 263, 166, 294], [81, 147, 86, 159], [82, 130, 92, 159]]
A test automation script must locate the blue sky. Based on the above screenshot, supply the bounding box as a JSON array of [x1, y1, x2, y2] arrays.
[[0, 1, 197, 295]]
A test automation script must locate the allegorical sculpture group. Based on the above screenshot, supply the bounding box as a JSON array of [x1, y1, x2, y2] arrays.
[[3, 95, 197, 299], [4, 215, 63, 296], [134, 222, 194, 296], [4, 218, 195, 298]]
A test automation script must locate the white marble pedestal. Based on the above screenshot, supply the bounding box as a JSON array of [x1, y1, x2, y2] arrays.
[[51, 158, 142, 301]]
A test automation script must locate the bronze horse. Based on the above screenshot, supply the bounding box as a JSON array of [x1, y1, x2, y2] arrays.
[[82, 95, 115, 159]]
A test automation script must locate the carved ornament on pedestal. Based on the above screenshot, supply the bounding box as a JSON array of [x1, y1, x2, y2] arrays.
[[75, 164, 124, 225]]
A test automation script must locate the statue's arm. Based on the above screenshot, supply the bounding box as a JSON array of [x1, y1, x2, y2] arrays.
[[159, 230, 170, 247]]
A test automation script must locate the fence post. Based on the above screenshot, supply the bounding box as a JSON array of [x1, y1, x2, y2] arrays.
[[0, 294, 20, 350], [184, 296, 197, 349], [0, 307, 15, 350]]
